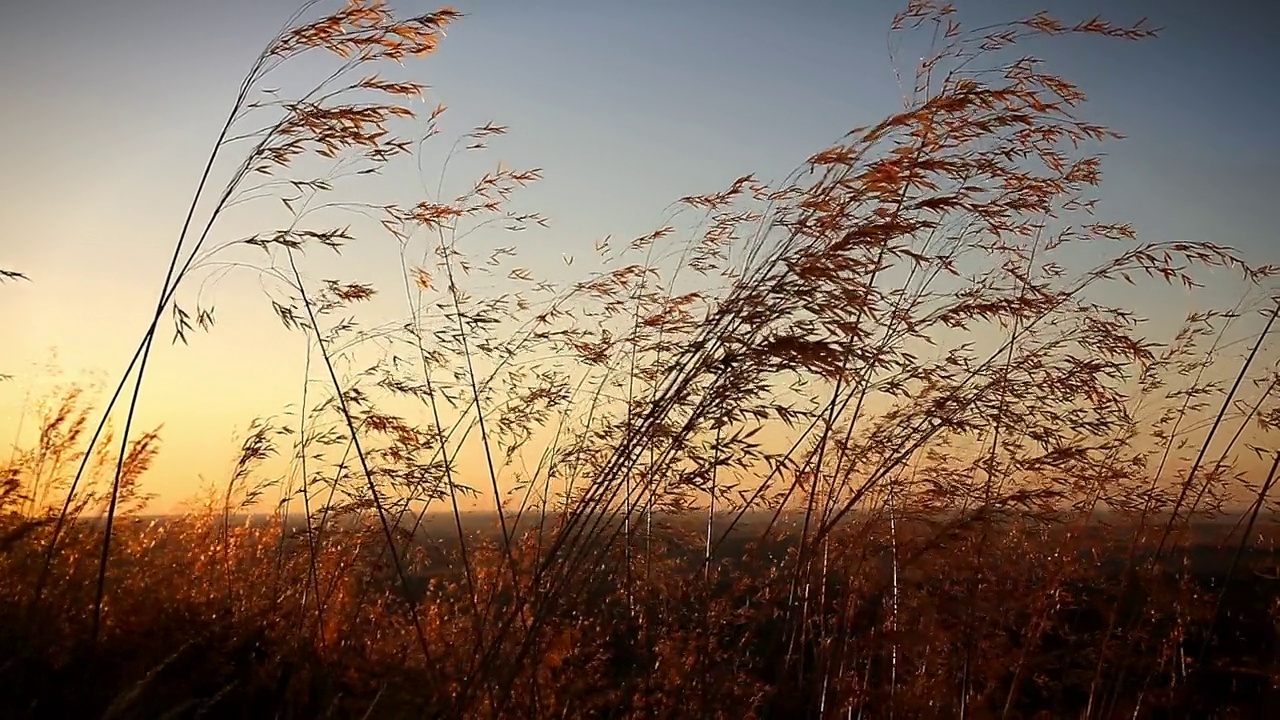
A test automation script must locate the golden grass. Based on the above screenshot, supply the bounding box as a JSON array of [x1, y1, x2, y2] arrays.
[[3, 1, 1280, 717]]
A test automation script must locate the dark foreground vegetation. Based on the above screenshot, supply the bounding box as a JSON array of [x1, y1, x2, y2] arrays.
[[2, 512, 1280, 718], [3, 1, 1279, 717]]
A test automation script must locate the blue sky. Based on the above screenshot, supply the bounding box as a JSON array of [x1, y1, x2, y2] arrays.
[[2, 0, 1278, 503]]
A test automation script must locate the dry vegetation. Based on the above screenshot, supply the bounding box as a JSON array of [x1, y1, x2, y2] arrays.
[[3, 1, 1280, 717]]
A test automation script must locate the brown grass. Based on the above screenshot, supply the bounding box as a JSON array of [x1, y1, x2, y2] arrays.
[[3, 0, 1280, 717]]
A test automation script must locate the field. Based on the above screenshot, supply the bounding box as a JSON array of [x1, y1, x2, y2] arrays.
[[3, 511, 1280, 717], [2, 1, 1279, 717]]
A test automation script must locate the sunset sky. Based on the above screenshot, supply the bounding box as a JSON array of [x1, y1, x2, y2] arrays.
[[2, 0, 1278, 510]]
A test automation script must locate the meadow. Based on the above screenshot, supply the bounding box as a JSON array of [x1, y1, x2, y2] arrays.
[[3, 1, 1280, 717]]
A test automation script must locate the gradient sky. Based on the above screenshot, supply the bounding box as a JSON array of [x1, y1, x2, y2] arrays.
[[2, 0, 1278, 509]]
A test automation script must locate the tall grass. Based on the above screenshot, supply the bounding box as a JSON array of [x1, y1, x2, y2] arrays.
[[3, 1, 1280, 717]]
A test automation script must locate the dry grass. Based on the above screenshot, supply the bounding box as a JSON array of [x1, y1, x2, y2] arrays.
[[3, 0, 1280, 717]]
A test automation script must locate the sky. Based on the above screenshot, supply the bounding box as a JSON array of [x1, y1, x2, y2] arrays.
[[2, 0, 1279, 510]]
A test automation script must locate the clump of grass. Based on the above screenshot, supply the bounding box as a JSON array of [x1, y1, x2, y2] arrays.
[[4, 0, 1280, 717]]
